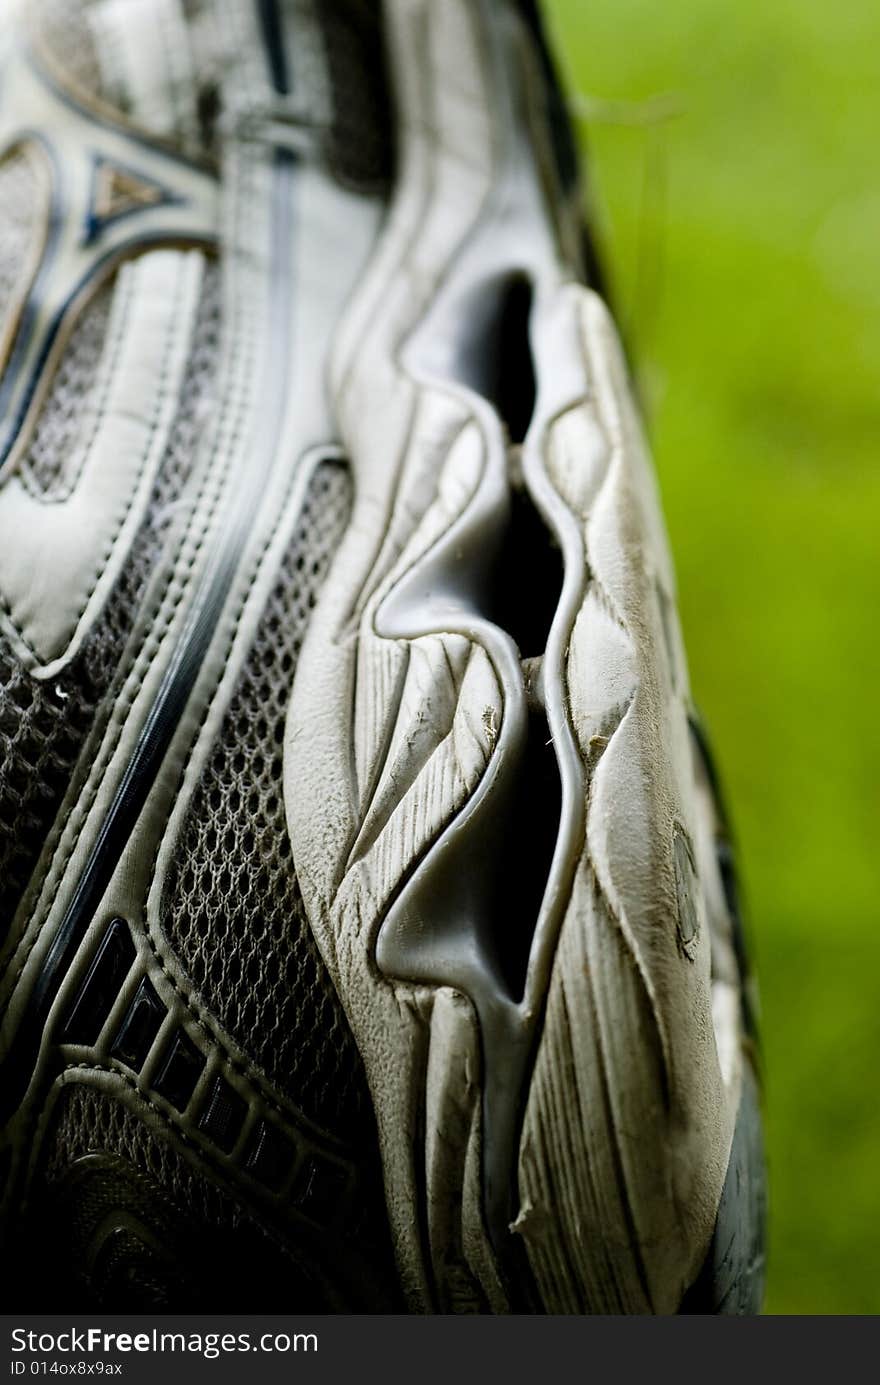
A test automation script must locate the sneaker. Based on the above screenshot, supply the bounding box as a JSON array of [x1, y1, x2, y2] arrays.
[[0, 0, 765, 1313]]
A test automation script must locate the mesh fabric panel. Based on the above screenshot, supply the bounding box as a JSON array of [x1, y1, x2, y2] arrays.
[[25, 1082, 324, 1309], [161, 461, 373, 1142]]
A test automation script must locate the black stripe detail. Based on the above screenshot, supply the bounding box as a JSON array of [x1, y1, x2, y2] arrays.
[[256, 0, 290, 96]]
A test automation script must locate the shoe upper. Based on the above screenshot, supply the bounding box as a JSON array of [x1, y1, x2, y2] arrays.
[[0, 0, 765, 1313]]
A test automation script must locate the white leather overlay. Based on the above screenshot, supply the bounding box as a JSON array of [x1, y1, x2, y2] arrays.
[[0, 248, 205, 673]]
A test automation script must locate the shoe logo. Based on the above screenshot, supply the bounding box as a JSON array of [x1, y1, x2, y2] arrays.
[[85, 154, 182, 246]]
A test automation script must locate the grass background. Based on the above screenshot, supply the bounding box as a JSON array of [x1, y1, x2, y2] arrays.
[[546, 0, 880, 1314]]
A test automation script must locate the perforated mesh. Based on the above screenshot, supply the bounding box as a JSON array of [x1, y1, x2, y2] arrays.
[[0, 647, 95, 934], [0, 150, 42, 340], [25, 1083, 324, 1309], [0, 262, 221, 936], [161, 461, 372, 1142], [44, 1083, 230, 1225], [20, 286, 113, 494]]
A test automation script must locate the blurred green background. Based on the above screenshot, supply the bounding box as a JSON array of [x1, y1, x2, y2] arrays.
[[546, 0, 880, 1314]]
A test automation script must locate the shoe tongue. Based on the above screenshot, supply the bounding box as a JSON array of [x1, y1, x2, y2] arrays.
[[28, 0, 393, 189]]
